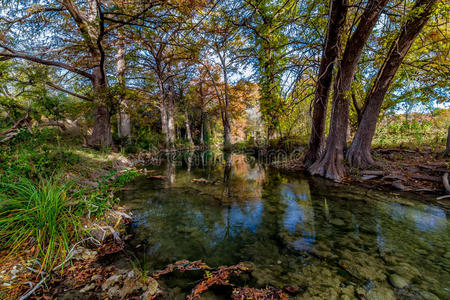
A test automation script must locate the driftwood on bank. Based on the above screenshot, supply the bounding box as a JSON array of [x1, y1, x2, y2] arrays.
[[0, 113, 32, 142], [443, 173, 450, 194]]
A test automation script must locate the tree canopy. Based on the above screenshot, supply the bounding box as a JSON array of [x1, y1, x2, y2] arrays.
[[0, 0, 448, 178]]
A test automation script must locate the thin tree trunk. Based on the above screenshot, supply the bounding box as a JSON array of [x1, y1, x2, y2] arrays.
[[116, 32, 131, 142], [445, 125, 450, 156], [158, 78, 169, 147], [347, 0, 438, 167], [199, 83, 206, 146], [185, 107, 194, 147], [167, 78, 176, 149], [200, 110, 205, 145], [304, 0, 348, 167], [222, 73, 231, 147], [219, 53, 232, 148], [309, 0, 389, 181]]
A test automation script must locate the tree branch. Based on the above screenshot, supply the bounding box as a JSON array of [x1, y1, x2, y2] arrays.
[[0, 52, 93, 80], [45, 82, 92, 101]]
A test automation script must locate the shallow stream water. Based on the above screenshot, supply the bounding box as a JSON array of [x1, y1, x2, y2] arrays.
[[119, 151, 449, 299]]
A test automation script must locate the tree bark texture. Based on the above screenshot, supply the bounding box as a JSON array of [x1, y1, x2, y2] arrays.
[[309, 0, 389, 181], [347, 0, 438, 167], [304, 0, 348, 167], [116, 32, 131, 141]]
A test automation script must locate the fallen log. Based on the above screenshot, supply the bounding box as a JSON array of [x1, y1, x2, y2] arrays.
[[40, 119, 88, 144], [409, 173, 441, 183], [0, 113, 32, 142]]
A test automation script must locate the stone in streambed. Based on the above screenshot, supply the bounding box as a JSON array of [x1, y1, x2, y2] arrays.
[[366, 287, 395, 300], [329, 218, 345, 226], [338, 250, 386, 281], [389, 263, 420, 280], [419, 290, 440, 300], [389, 274, 409, 289]]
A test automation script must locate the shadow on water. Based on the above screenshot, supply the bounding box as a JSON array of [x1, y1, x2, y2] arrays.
[[119, 150, 449, 299]]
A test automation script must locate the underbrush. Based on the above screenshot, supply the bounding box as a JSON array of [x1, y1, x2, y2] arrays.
[[372, 117, 447, 150], [0, 128, 138, 272]]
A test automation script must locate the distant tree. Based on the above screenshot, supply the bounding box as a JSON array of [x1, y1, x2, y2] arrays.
[[200, 3, 245, 147], [239, 0, 297, 139], [0, 1, 155, 147]]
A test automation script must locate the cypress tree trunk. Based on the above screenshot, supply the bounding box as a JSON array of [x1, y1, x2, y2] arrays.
[[304, 0, 348, 167], [116, 32, 131, 142], [347, 0, 438, 167], [88, 63, 113, 148], [309, 0, 389, 181]]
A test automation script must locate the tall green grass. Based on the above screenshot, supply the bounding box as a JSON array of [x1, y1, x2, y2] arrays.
[[0, 177, 82, 271]]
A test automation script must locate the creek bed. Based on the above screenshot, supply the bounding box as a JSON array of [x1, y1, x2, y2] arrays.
[[118, 151, 449, 299]]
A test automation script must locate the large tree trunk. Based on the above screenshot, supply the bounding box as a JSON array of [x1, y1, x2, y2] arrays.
[[88, 103, 113, 148], [116, 32, 131, 142], [88, 63, 113, 148], [66, 0, 113, 148], [309, 0, 389, 181], [304, 0, 348, 167], [347, 0, 438, 167]]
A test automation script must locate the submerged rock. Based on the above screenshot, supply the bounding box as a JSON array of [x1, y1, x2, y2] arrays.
[[419, 290, 440, 300], [99, 270, 162, 299], [389, 262, 420, 280], [329, 218, 345, 226], [338, 250, 386, 281], [389, 274, 409, 289], [366, 287, 395, 300], [288, 264, 342, 299]]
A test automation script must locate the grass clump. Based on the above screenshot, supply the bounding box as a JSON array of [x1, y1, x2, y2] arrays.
[[0, 177, 82, 271], [0, 128, 139, 274]]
